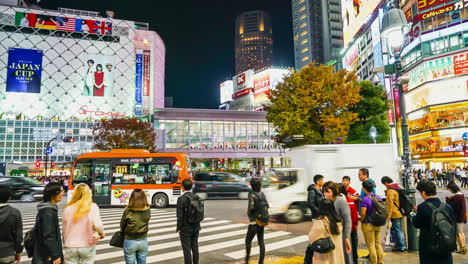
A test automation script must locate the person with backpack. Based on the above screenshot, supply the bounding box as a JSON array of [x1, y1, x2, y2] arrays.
[[303, 174, 324, 264], [358, 169, 376, 213], [245, 178, 268, 264], [120, 189, 151, 264], [322, 182, 352, 264], [308, 199, 344, 264], [360, 180, 386, 264], [445, 181, 467, 254], [381, 176, 407, 252], [177, 179, 203, 264], [0, 185, 23, 264], [412, 180, 456, 264], [32, 182, 64, 264], [62, 183, 105, 264]]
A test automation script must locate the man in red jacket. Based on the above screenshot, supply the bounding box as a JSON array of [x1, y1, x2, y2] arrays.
[[342, 176, 359, 264]]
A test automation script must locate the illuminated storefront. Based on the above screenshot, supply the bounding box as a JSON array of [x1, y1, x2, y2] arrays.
[[401, 0, 468, 169]]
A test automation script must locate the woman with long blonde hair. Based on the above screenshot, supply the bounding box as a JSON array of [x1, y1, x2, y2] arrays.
[[62, 183, 105, 264]]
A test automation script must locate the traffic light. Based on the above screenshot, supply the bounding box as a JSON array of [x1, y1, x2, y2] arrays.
[[63, 136, 75, 143], [35, 160, 40, 169], [463, 146, 468, 157], [51, 161, 55, 169]]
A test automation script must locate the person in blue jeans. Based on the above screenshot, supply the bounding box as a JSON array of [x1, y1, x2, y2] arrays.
[[120, 189, 151, 264], [381, 176, 407, 252]]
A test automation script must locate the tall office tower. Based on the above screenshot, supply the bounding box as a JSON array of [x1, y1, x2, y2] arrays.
[[292, 0, 343, 70], [235, 10, 273, 74]]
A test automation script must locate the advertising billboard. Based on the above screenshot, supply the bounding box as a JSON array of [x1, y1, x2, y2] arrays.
[[15, 12, 113, 35], [135, 53, 143, 115], [6, 48, 43, 93], [253, 68, 289, 107], [233, 69, 254, 92], [220, 80, 233, 104], [343, 42, 359, 71], [83, 54, 115, 97], [407, 51, 468, 90], [341, 0, 382, 47], [405, 75, 468, 112]]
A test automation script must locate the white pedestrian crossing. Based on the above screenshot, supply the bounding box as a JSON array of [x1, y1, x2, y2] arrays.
[[15, 206, 308, 263]]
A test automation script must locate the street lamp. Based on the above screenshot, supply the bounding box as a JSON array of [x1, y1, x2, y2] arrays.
[[381, 1, 418, 252], [369, 125, 377, 144]]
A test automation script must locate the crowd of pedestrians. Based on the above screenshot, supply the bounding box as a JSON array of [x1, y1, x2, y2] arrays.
[[304, 168, 467, 264], [412, 167, 468, 188]]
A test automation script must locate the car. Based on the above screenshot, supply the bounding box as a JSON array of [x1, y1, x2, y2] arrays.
[[0, 176, 44, 202], [193, 172, 251, 200], [211, 172, 252, 185]]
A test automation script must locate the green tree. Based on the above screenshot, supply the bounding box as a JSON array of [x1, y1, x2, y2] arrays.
[[346, 80, 390, 143], [93, 118, 157, 151], [266, 64, 361, 147]]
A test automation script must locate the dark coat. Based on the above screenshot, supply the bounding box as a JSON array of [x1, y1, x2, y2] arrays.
[[0, 205, 23, 258], [247, 191, 269, 222], [176, 192, 201, 232], [31, 202, 63, 264], [412, 197, 454, 264], [307, 184, 322, 219]]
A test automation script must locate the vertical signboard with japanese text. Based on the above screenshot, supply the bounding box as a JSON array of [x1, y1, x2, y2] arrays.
[[142, 50, 151, 115], [135, 53, 143, 115], [6, 48, 43, 93]]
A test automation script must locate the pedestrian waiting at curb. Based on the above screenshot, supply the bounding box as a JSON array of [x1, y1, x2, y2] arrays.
[[0, 185, 23, 264], [62, 183, 105, 264], [445, 181, 467, 255], [412, 180, 457, 264], [245, 178, 269, 264], [32, 182, 64, 264], [339, 181, 359, 264], [303, 174, 324, 264], [308, 198, 344, 264], [120, 189, 151, 264], [380, 176, 407, 252], [322, 181, 352, 264], [177, 179, 204, 264]]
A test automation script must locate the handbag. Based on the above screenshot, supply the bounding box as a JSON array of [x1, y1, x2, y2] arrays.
[[109, 218, 125, 248], [310, 218, 335, 253]]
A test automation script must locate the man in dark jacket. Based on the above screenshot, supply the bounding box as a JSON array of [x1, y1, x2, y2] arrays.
[[412, 180, 455, 264], [177, 179, 201, 264], [304, 174, 324, 264], [32, 182, 64, 264], [245, 178, 269, 264], [0, 185, 23, 264]]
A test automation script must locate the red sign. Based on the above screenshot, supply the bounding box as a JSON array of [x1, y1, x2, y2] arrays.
[[78, 105, 126, 117], [237, 73, 246, 85], [417, 0, 447, 12], [417, 3, 454, 21], [232, 88, 251, 99], [143, 50, 151, 96], [254, 72, 270, 94], [454, 52, 468, 75]]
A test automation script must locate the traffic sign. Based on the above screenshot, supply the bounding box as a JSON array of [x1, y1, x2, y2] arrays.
[[462, 132, 468, 141], [45, 147, 53, 155]]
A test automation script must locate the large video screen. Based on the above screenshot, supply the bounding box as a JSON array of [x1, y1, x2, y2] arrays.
[[341, 0, 382, 47]]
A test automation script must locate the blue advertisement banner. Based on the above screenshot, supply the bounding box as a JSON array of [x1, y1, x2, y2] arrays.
[[135, 53, 143, 115], [6, 48, 43, 93]]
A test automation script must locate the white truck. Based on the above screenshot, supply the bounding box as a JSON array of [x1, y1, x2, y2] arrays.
[[265, 144, 400, 223]]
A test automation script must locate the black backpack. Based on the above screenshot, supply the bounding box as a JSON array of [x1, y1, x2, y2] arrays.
[[187, 194, 204, 224], [389, 187, 414, 217], [254, 192, 269, 226], [24, 216, 38, 258], [367, 195, 388, 226], [427, 202, 457, 256]]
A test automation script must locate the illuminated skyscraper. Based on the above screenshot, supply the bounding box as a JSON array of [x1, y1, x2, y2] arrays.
[[235, 10, 273, 74]]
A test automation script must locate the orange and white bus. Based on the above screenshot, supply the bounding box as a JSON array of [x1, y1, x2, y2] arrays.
[[68, 149, 192, 207]]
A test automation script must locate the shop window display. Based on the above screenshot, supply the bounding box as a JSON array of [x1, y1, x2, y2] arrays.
[[408, 106, 468, 134]]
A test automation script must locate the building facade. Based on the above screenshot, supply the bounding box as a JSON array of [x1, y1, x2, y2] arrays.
[[154, 108, 287, 170], [0, 4, 166, 173], [401, 0, 468, 169], [235, 10, 273, 74], [292, 0, 343, 70]]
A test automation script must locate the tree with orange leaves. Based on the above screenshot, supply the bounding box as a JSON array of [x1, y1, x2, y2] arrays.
[[266, 63, 361, 146], [93, 117, 157, 152]]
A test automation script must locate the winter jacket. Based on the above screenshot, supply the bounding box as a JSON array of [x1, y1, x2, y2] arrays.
[[120, 207, 151, 240], [247, 191, 269, 222], [385, 184, 404, 219], [0, 204, 23, 258], [176, 192, 201, 232], [32, 202, 63, 264], [307, 184, 323, 219]]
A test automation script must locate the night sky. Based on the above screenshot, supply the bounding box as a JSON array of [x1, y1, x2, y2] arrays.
[[43, 0, 295, 109]]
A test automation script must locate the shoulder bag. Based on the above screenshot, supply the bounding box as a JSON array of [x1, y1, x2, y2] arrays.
[[109, 215, 126, 248], [310, 218, 335, 253]]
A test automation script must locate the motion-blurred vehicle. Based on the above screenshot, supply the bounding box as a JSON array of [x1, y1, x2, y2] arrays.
[[0, 176, 44, 201], [212, 172, 251, 185], [193, 172, 251, 200]]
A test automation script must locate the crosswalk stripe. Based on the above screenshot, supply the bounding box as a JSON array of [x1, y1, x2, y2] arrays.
[[224, 235, 309, 259], [20, 210, 176, 221]]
